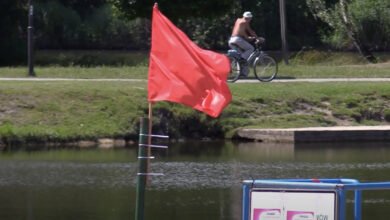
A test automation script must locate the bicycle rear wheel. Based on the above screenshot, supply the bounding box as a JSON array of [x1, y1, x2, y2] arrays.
[[227, 57, 241, 83], [254, 55, 278, 82]]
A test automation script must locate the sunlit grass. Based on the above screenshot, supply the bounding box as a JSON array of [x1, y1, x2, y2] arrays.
[[0, 81, 147, 143], [1, 80, 389, 143], [1, 50, 389, 79], [277, 62, 390, 79], [0, 66, 148, 79]]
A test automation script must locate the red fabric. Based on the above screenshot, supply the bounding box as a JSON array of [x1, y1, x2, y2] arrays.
[[147, 4, 232, 118]]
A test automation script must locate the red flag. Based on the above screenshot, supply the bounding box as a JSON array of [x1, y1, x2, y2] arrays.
[[147, 4, 232, 118]]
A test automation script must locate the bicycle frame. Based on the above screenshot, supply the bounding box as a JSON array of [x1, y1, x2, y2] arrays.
[[229, 41, 265, 66], [247, 49, 261, 66], [227, 40, 278, 82]]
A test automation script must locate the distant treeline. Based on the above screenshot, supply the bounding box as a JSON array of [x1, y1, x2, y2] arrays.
[[1, 0, 389, 65]]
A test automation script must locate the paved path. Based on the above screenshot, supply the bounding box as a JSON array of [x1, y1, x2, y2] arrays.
[[0, 77, 389, 83]]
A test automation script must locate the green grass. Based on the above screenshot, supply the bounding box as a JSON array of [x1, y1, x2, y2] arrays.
[[0, 66, 148, 79], [2, 63, 389, 79], [277, 50, 390, 78], [35, 50, 149, 66], [277, 62, 390, 79], [1, 50, 389, 79], [0, 81, 147, 143], [1, 81, 389, 144], [226, 82, 390, 129]]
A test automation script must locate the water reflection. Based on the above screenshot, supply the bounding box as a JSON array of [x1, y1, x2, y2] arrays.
[[0, 141, 389, 220]]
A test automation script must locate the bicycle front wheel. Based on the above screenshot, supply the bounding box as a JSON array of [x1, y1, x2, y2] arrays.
[[227, 57, 241, 83], [254, 55, 278, 82]]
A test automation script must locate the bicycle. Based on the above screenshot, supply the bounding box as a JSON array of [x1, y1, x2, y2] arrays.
[[226, 38, 278, 83]]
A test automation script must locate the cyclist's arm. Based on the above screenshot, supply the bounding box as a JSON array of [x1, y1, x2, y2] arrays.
[[246, 25, 258, 38]]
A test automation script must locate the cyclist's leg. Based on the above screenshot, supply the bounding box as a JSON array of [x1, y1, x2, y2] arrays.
[[228, 38, 244, 53], [229, 37, 253, 77], [236, 44, 252, 77], [234, 38, 254, 60]]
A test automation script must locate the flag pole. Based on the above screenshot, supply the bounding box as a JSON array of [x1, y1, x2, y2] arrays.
[[135, 117, 148, 220], [147, 102, 153, 185], [135, 103, 153, 220]]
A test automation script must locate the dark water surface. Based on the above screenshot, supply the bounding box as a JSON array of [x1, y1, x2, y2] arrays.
[[0, 141, 389, 220]]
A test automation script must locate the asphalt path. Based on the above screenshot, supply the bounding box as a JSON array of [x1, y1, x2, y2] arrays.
[[0, 77, 390, 83]]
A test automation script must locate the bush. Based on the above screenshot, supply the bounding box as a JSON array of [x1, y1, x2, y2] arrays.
[[0, 0, 26, 66], [307, 0, 390, 51]]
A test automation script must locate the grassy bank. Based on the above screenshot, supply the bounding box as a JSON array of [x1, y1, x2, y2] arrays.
[[0, 81, 147, 144], [1, 80, 389, 145]]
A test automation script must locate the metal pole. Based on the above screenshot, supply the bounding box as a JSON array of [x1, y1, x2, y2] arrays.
[[135, 117, 149, 220], [279, 0, 289, 65], [27, 0, 35, 77], [147, 103, 153, 185], [242, 181, 252, 220]]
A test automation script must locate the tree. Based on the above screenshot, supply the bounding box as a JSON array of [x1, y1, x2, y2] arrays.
[[306, 0, 390, 62], [338, 0, 376, 62], [109, 0, 235, 21], [0, 0, 26, 66]]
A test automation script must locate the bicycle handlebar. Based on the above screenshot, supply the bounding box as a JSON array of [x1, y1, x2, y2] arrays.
[[254, 37, 265, 45]]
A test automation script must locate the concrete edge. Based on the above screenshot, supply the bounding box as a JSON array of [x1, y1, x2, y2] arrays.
[[236, 126, 390, 143]]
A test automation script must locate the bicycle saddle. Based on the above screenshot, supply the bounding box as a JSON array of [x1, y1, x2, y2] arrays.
[[227, 50, 241, 59]]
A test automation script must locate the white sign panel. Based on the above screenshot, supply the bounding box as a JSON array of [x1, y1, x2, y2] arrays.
[[251, 190, 336, 220]]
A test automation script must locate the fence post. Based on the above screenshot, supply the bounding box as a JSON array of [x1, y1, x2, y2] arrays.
[[279, 0, 289, 65], [27, 0, 35, 77], [135, 117, 149, 220]]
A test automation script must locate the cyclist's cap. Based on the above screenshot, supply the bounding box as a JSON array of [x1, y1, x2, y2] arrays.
[[243, 11, 253, 18]]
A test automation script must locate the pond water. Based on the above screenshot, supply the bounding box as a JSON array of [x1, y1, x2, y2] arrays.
[[0, 141, 389, 220]]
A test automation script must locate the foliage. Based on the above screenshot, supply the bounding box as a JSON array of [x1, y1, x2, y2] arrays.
[[34, 0, 150, 50], [109, 0, 235, 21], [0, 0, 26, 66], [349, 0, 390, 50], [32, 0, 329, 51], [306, 0, 390, 51], [175, 1, 242, 50], [2, 0, 389, 66], [237, 0, 326, 50]]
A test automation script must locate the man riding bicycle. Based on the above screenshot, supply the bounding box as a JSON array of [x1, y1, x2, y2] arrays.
[[228, 11, 264, 76], [229, 12, 257, 59]]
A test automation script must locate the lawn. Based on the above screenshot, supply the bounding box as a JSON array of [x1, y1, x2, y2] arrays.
[[1, 50, 389, 79], [1, 80, 389, 144]]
